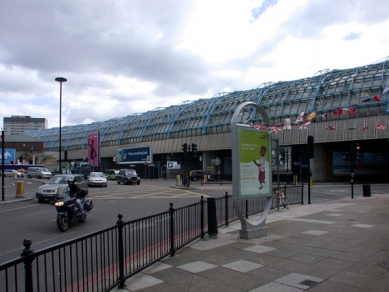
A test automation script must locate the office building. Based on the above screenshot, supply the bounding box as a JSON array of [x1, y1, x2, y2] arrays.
[[3, 115, 48, 135]]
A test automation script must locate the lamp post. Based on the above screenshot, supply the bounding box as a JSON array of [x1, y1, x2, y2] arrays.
[[1, 129, 4, 201], [55, 77, 67, 171]]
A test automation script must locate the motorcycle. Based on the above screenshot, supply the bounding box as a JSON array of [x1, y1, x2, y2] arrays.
[[51, 187, 93, 232]]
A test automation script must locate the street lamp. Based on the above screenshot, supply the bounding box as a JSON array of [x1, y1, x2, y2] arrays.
[[1, 129, 4, 201], [55, 77, 67, 171]]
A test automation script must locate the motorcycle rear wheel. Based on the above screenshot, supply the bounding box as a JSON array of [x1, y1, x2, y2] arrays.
[[57, 214, 69, 232]]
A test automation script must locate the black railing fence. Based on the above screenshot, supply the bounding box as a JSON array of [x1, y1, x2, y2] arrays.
[[0, 184, 303, 292]]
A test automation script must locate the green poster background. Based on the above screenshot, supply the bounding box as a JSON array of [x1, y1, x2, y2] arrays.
[[238, 126, 272, 199]]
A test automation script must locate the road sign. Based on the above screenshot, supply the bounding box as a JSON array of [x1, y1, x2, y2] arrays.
[[294, 161, 301, 166]]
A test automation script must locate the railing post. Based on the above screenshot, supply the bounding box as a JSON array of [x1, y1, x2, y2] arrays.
[[207, 197, 218, 239], [225, 192, 229, 226], [169, 203, 175, 256], [245, 200, 248, 219], [283, 184, 287, 202], [301, 183, 304, 205], [116, 214, 126, 289], [200, 196, 205, 238], [21, 238, 35, 292]]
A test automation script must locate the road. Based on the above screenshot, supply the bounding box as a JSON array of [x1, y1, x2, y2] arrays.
[[0, 178, 387, 263]]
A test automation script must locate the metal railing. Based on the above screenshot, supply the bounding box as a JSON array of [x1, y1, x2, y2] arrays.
[[0, 184, 303, 292]]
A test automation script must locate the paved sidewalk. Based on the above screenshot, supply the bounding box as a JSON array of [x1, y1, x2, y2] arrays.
[[116, 194, 389, 291]]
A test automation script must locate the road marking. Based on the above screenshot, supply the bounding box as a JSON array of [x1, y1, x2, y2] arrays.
[[0, 204, 39, 213]]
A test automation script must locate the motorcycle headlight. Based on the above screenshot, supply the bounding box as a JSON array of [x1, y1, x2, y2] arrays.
[[54, 201, 64, 207]]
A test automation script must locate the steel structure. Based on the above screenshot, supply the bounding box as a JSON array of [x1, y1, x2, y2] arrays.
[[25, 60, 389, 153]]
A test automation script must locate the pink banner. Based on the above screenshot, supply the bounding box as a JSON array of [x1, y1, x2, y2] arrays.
[[87, 132, 99, 167]]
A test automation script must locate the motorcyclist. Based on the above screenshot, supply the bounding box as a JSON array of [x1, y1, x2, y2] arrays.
[[68, 177, 85, 215]]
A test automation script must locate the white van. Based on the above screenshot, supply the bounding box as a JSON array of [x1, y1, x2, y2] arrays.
[[27, 167, 52, 179]]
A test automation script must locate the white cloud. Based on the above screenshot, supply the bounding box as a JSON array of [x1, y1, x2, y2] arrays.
[[0, 0, 388, 130]]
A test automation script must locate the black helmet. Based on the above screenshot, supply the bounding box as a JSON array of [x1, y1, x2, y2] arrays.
[[68, 177, 75, 184]]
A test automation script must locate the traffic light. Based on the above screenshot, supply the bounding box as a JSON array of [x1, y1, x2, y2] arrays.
[[192, 143, 198, 158], [350, 142, 360, 161], [182, 143, 188, 158]]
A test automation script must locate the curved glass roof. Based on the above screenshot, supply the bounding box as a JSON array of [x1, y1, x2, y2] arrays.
[[25, 60, 389, 151]]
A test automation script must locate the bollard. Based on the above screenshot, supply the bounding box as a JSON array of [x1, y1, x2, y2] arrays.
[[207, 197, 218, 239], [16, 181, 25, 198], [362, 184, 371, 197], [175, 175, 180, 186]]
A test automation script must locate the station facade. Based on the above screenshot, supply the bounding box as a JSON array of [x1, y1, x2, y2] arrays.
[[25, 60, 389, 182]]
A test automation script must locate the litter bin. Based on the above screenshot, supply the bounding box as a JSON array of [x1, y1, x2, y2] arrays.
[[203, 174, 207, 183], [362, 184, 371, 197], [16, 181, 25, 197]]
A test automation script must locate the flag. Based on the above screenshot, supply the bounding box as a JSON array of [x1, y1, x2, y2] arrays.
[[283, 118, 292, 130], [268, 126, 281, 135], [307, 112, 316, 121], [332, 109, 343, 115], [362, 95, 380, 102], [325, 125, 336, 130], [252, 124, 268, 131], [318, 114, 328, 121], [299, 121, 310, 130], [342, 104, 357, 115], [376, 124, 386, 130], [294, 112, 305, 124], [383, 77, 389, 94]]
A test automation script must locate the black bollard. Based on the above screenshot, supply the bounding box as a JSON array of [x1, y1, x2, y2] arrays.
[[21, 238, 35, 292], [207, 197, 218, 239]]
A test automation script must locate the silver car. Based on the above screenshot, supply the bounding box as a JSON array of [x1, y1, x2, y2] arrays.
[[3, 169, 24, 178], [87, 172, 108, 187], [36, 174, 89, 203]]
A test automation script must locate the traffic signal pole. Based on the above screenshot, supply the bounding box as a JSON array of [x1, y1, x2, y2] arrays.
[[350, 141, 357, 199]]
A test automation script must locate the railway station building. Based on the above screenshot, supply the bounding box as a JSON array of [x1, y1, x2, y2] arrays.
[[24, 59, 389, 183]]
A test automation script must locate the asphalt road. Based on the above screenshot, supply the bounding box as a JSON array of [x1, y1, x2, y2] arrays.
[[0, 178, 387, 263]]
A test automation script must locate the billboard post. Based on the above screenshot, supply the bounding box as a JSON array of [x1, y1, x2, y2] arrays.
[[231, 102, 272, 239]]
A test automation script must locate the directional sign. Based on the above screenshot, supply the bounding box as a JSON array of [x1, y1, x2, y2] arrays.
[[294, 161, 301, 166]]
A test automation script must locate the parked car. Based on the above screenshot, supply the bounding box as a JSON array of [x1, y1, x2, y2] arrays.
[[104, 169, 119, 180], [116, 169, 141, 185], [189, 170, 205, 181], [189, 170, 215, 181], [27, 167, 52, 179], [3, 169, 24, 178], [87, 172, 108, 187], [36, 174, 89, 203]]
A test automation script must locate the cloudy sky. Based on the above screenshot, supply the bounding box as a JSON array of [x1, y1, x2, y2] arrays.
[[1, 0, 388, 129]]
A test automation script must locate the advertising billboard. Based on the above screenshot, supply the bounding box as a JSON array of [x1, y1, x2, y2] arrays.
[[116, 146, 152, 164], [237, 126, 272, 200], [87, 132, 99, 167], [0, 148, 16, 163]]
